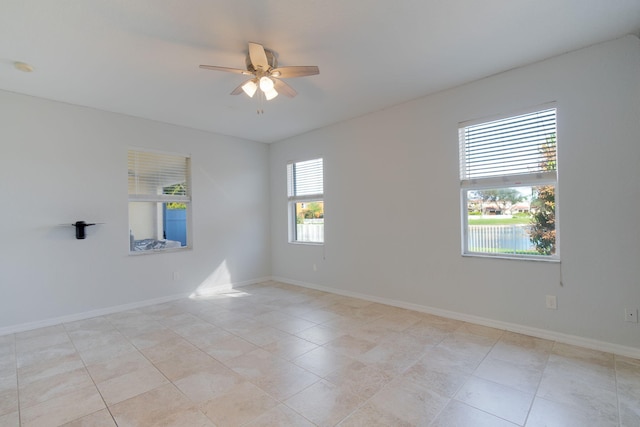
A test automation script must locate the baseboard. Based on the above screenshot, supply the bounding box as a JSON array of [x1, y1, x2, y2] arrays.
[[272, 276, 640, 360], [0, 276, 272, 336]]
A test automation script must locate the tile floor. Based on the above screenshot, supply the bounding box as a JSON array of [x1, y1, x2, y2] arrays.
[[0, 281, 638, 426]]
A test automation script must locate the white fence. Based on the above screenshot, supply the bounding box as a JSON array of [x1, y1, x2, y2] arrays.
[[468, 224, 535, 254], [296, 223, 324, 243]]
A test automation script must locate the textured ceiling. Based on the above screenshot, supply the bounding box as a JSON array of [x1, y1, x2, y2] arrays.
[[1, 1, 639, 143]]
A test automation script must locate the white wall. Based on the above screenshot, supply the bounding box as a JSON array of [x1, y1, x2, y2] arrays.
[[0, 91, 271, 330], [270, 36, 640, 353]]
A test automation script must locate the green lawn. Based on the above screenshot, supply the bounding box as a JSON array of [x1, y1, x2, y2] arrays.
[[468, 216, 531, 225]]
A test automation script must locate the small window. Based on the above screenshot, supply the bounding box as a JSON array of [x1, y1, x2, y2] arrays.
[[459, 107, 558, 259], [287, 158, 324, 243], [128, 149, 191, 253]]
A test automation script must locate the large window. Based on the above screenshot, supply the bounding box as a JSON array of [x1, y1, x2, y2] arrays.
[[128, 149, 191, 253], [459, 107, 558, 260], [287, 158, 324, 243]]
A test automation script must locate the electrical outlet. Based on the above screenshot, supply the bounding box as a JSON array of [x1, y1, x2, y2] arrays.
[[625, 308, 638, 323], [545, 295, 557, 310]]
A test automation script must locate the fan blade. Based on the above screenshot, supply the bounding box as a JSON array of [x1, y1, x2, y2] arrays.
[[273, 79, 297, 98], [270, 66, 319, 78], [248, 42, 269, 70], [199, 65, 251, 75], [230, 82, 246, 95]]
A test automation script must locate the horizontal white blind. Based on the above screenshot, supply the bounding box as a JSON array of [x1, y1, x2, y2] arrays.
[[288, 158, 323, 198], [128, 150, 189, 200], [460, 108, 556, 180]]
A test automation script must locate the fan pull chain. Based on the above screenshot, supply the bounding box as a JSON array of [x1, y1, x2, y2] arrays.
[[257, 89, 265, 114]]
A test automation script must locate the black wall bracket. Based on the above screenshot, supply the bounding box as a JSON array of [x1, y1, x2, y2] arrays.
[[72, 221, 96, 239]]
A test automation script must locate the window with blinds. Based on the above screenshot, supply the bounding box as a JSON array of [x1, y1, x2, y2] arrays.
[[128, 149, 191, 253], [459, 107, 559, 260], [287, 158, 324, 243], [460, 108, 556, 183]]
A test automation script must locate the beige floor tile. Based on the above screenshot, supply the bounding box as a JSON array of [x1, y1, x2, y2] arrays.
[[96, 364, 169, 405], [138, 334, 200, 364], [251, 362, 320, 400], [18, 352, 85, 386], [125, 327, 179, 350], [273, 317, 318, 334], [474, 355, 544, 394], [357, 332, 430, 374], [225, 348, 291, 380], [76, 339, 138, 366], [199, 381, 279, 427], [4, 282, 637, 427], [337, 402, 413, 427], [109, 383, 196, 427], [455, 376, 534, 425], [537, 359, 618, 419], [174, 368, 244, 403], [245, 404, 315, 427], [620, 397, 640, 427], [367, 310, 423, 332], [325, 360, 392, 400], [551, 342, 615, 368], [403, 317, 459, 345], [0, 388, 18, 417], [236, 325, 293, 347], [488, 336, 552, 371], [293, 324, 347, 345], [262, 334, 318, 360], [252, 311, 301, 326], [61, 408, 117, 426], [403, 346, 476, 397], [291, 308, 341, 324], [15, 330, 72, 354], [346, 322, 396, 343], [285, 379, 365, 427], [68, 329, 128, 352], [455, 322, 504, 341], [154, 348, 226, 382], [364, 376, 449, 426], [293, 346, 355, 377], [63, 316, 114, 333], [86, 349, 155, 383], [16, 341, 78, 369], [15, 325, 66, 342], [201, 335, 258, 363], [20, 385, 105, 427], [525, 396, 618, 427], [0, 350, 15, 377], [323, 334, 377, 359], [431, 400, 518, 427], [0, 411, 19, 427], [19, 366, 95, 408]]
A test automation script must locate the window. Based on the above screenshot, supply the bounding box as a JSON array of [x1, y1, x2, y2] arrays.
[[128, 149, 191, 252], [287, 158, 324, 243], [459, 107, 558, 259]]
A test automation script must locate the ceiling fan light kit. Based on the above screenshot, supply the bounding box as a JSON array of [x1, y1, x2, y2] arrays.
[[200, 42, 319, 112]]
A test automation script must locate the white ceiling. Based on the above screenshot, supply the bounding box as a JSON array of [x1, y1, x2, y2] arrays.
[[2, 1, 639, 143]]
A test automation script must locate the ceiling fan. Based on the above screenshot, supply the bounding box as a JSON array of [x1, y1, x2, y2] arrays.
[[200, 42, 319, 102]]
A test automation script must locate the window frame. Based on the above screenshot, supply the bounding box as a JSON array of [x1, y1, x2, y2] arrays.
[[287, 157, 324, 245], [459, 105, 559, 261], [128, 147, 192, 254]]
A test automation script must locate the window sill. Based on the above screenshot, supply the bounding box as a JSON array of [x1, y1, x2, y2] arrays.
[[288, 241, 324, 246], [462, 253, 560, 263]]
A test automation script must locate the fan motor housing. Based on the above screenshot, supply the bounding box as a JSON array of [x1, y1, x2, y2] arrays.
[[245, 49, 277, 72]]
